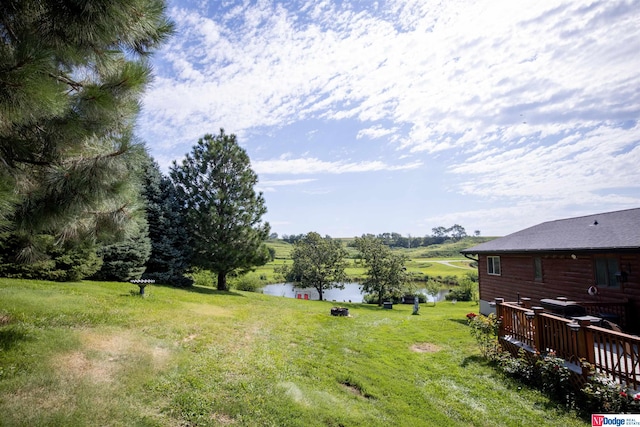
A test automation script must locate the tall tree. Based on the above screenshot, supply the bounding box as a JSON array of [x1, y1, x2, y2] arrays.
[[284, 232, 348, 301], [0, 0, 174, 260], [140, 158, 192, 287], [170, 130, 270, 291], [355, 235, 409, 306]]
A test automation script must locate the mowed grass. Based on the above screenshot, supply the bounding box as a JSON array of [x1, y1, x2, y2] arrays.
[[0, 279, 588, 426]]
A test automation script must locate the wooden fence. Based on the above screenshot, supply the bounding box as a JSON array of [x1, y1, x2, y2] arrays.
[[496, 299, 640, 390]]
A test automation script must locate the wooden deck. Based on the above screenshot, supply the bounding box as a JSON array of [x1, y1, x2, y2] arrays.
[[496, 299, 640, 390]]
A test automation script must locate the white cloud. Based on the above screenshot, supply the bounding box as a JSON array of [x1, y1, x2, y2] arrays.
[[139, 0, 640, 235], [253, 157, 422, 174]]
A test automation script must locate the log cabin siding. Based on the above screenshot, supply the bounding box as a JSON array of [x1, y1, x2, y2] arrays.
[[478, 252, 640, 331]]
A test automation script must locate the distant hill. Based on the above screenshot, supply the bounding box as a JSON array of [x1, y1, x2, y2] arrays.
[[267, 236, 498, 259]]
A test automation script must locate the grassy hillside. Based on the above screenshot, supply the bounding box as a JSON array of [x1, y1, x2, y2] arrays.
[[253, 237, 490, 284], [0, 278, 587, 426]]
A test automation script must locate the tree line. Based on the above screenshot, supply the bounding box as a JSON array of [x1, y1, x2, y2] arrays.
[[0, 2, 271, 291], [281, 225, 479, 248]]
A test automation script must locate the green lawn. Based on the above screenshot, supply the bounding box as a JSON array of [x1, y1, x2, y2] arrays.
[[0, 278, 588, 426]]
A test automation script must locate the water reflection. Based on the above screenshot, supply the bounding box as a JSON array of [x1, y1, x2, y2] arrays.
[[261, 283, 449, 303]]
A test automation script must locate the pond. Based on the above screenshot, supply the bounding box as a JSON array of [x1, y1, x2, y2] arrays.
[[261, 283, 449, 303]]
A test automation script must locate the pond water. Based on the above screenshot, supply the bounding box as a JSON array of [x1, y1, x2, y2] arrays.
[[261, 283, 449, 303]]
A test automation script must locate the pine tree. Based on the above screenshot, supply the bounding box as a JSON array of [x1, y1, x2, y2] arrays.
[[0, 0, 174, 260], [140, 158, 192, 287], [91, 216, 151, 282], [170, 130, 270, 291]]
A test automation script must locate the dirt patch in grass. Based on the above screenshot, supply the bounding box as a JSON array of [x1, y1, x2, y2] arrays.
[[340, 381, 373, 399], [55, 330, 173, 384], [0, 313, 12, 325], [410, 342, 441, 353], [210, 413, 236, 425], [57, 351, 114, 383]]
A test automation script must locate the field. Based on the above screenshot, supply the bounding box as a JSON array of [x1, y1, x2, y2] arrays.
[[0, 278, 588, 426], [249, 238, 483, 284]]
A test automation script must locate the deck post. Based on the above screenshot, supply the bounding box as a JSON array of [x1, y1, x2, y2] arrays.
[[576, 319, 596, 366], [532, 307, 545, 353], [520, 297, 531, 309], [495, 298, 505, 337]]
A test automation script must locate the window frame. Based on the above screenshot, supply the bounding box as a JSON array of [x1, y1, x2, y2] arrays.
[[487, 256, 501, 276], [534, 257, 543, 281], [594, 256, 620, 288]]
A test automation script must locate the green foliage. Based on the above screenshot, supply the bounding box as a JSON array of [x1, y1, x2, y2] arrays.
[[170, 130, 270, 290], [230, 274, 264, 292], [445, 272, 478, 302], [0, 234, 101, 281], [283, 232, 348, 301], [91, 222, 152, 282], [0, 0, 174, 257], [467, 313, 501, 359], [186, 268, 214, 288], [354, 235, 409, 306], [140, 157, 192, 287]]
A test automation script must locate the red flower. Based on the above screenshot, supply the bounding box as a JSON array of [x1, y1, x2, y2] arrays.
[[466, 312, 477, 319], [621, 391, 628, 398]]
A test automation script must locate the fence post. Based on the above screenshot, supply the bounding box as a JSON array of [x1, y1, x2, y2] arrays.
[[576, 319, 596, 366], [495, 298, 505, 337], [520, 297, 531, 309], [531, 306, 545, 353]]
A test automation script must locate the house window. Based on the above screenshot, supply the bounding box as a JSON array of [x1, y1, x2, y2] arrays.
[[594, 257, 619, 288], [487, 256, 501, 276], [534, 257, 543, 281]]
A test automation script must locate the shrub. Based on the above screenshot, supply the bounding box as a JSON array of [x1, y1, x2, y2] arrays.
[[232, 275, 263, 292], [445, 275, 477, 302], [467, 313, 500, 359], [187, 268, 214, 287]]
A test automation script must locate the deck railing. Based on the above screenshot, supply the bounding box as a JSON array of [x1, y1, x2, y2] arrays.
[[496, 299, 640, 390]]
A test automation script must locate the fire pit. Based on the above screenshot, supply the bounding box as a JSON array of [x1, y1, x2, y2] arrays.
[[330, 307, 349, 317]]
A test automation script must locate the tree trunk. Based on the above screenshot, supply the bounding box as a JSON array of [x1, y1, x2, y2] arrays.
[[318, 286, 323, 301], [377, 290, 383, 306], [217, 271, 227, 291]]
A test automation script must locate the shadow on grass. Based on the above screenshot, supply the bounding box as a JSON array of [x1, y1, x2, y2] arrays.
[[448, 318, 470, 326], [0, 326, 30, 351], [150, 282, 246, 298], [460, 354, 490, 368]]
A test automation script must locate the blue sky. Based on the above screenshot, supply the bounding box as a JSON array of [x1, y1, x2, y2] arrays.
[[138, 0, 640, 238]]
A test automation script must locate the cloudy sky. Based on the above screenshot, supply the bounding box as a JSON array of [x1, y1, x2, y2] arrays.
[[139, 0, 640, 238]]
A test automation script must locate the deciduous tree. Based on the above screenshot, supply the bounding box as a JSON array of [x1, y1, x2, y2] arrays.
[[170, 130, 270, 291], [355, 235, 409, 306], [284, 232, 348, 301]]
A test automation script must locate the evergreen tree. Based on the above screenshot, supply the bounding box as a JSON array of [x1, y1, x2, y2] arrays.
[[0, 233, 102, 281], [91, 216, 151, 282], [141, 158, 192, 287], [0, 0, 174, 260], [170, 130, 270, 291]]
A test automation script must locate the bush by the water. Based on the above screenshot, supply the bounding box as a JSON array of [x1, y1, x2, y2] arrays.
[[445, 273, 478, 302]]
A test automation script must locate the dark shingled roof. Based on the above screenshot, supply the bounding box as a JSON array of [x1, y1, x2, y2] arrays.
[[461, 208, 640, 254]]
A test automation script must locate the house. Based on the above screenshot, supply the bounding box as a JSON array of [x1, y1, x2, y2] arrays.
[[461, 208, 640, 332]]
